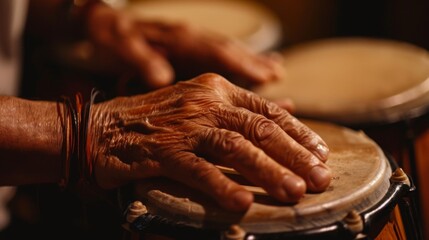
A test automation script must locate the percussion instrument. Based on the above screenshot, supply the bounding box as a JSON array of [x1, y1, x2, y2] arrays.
[[253, 38, 429, 125], [124, 0, 282, 53], [122, 120, 416, 239], [253, 38, 429, 239]]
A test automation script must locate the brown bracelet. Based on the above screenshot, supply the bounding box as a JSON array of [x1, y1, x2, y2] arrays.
[[80, 89, 102, 185], [58, 95, 78, 188], [59, 90, 101, 189]]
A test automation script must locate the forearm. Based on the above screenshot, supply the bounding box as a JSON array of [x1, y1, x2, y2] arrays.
[[0, 97, 63, 185]]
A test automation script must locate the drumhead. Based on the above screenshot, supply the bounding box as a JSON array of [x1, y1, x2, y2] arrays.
[[253, 38, 429, 124], [124, 0, 282, 52], [134, 120, 391, 234]]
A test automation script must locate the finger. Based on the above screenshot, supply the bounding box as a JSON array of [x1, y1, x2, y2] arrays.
[[231, 88, 329, 162], [93, 153, 162, 189], [111, 20, 174, 88], [212, 105, 331, 192], [161, 151, 253, 212], [138, 22, 283, 84], [210, 39, 283, 83], [273, 98, 296, 113], [125, 37, 174, 88], [93, 154, 131, 189], [198, 128, 306, 202]]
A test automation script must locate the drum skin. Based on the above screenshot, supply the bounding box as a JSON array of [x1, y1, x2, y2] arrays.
[[124, 0, 282, 53], [253, 38, 429, 125], [133, 120, 392, 234]]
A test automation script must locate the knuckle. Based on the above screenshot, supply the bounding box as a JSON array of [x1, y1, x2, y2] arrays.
[[219, 130, 247, 154], [290, 124, 320, 148], [286, 123, 307, 139], [192, 73, 230, 88], [251, 117, 280, 144], [299, 132, 319, 147], [206, 128, 247, 156], [277, 114, 299, 129], [266, 100, 289, 118]]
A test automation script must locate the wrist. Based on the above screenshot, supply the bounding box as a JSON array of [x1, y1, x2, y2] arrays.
[[0, 97, 63, 185]]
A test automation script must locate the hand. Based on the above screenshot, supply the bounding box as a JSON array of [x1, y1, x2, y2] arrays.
[[86, 4, 282, 90], [90, 73, 331, 211]]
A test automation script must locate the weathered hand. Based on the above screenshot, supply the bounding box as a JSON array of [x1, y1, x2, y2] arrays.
[[90, 73, 330, 211], [86, 4, 282, 89]]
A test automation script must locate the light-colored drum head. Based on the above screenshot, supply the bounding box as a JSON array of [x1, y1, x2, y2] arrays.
[[134, 120, 391, 234], [125, 0, 282, 52], [254, 38, 429, 124]]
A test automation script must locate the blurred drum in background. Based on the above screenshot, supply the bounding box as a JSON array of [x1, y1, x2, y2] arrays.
[[254, 38, 429, 125], [253, 37, 429, 239], [253, 37, 429, 169], [122, 120, 416, 240], [125, 0, 282, 53]]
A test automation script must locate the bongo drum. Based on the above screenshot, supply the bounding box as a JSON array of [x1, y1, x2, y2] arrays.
[[253, 38, 429, 125], [124, 0, 282, 53], [122, 120, 415, 240], [252, 38, 428, 238]]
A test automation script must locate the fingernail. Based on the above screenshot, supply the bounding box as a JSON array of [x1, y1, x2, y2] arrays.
[[315, 143, 329, 161], [309, 166, 331, 191], [231, 190, 253, 211], [282, 175, 306, 201]]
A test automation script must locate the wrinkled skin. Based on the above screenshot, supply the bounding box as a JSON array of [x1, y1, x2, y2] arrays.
[[90, 74, 331, 211], [86, 4, 283, 89]]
